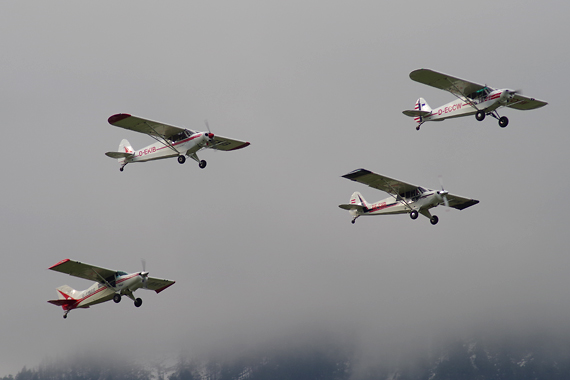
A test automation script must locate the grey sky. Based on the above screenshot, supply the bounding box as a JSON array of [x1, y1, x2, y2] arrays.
[[0, 1, 568, 375]]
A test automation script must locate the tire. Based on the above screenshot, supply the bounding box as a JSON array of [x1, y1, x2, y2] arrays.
[[134, 298, 142, 307], [430, 215, 439, 225], [113, 294, 121, 303], [178, 155, 186, 164], [475, 111, 485, 121], [499, 116, 509, 128], [410, 210, 419, 220], [199, 160, 207, 169]]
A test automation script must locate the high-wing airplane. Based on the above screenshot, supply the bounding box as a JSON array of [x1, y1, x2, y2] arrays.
[[339, 169, 479, 225], [105, 113, 250, 171], [47, 259, 175, 319], [402, 69, 547, 130]]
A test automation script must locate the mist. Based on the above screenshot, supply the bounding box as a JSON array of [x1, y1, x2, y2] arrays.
[[0, 1, 568, 377]]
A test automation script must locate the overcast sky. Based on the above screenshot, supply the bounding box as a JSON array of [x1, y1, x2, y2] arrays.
[[0, 1, 568, 376]]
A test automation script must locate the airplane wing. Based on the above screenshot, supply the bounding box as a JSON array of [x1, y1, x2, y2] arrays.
[[144, 277, 175, 294], [445, 194, 479, 210], [342, 169, 418, 195], [48, 259, 116, 284], [210, 135, 250, 151], [506, 93, 548, 110], [108, 114, 189, 140], [409, 69, 486, 98]]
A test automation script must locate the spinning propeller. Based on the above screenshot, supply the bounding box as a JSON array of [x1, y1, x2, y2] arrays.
[[139, 259, 149, 288], [436, 176, 449, 208]]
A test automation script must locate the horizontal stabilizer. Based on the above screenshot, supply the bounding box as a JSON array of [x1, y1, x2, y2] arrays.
[[47, 299, 76, 307], [105, 152, 135, 159], [339, 204, 366, 212], [402, 110, 431, 117]]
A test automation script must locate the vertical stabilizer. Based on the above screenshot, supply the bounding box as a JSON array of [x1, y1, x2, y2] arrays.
[[350, 192, 369, 209], [414, 98, 431, 124]]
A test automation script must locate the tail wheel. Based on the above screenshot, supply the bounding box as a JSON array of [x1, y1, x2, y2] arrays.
[[199, 160, 207, 169], [475, 111, 485, 121], [499, 116, 509, 128], [134, 298, 142, 307], [113, 294, 121, 303], [410, 210, 419, 220], [178, 155, 186, 164], [430, 215, 439, 225]]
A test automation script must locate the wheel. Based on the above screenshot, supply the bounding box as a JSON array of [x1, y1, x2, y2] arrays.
[[120, 167, 124, 172], [113, 294, 121, 303], [199, 160, 207, 169], [410, 210, 419, 220], [499, 116, 509, 128], [63, 314, 67, 319], [475, 111, 485, 121], [351, 219, 356, 224], [134, 298, 142, 307], [177, 155, 186, 164], [416, 125, 420, 131], [430, 215, 439, 225]]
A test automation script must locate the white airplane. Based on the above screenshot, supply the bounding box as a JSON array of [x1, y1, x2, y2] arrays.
[[339, 169, 479, 225], [47, 259, 175, 319], [105, 113, 250, 171], [402, 68, 547, 130]]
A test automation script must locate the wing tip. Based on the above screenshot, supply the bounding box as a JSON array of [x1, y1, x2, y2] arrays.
[[155, 281, 175, 294], [342, 168, 372, 180], [108, 113, 132, 125], [49, 259, 70, 270], [227, 142, 250, 151]]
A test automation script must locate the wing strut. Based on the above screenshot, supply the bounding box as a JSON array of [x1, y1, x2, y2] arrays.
[[381, 178, 414, 212], [140, 121, 180, 154], [90, 268, 116, 291], [444, 78, 481, 111]]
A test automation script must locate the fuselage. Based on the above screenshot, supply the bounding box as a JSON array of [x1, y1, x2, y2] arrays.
[[62, 272, 145, 311], [424, 88, 513, 122], [351, 189, 444, 218], [130, 131, 213, 163]]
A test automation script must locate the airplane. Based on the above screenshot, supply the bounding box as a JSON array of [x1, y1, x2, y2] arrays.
[[402, 68, 547, 130], [47, 259, 175, 319], [105, 113, 250, 171], [339, 169, 479, 225]]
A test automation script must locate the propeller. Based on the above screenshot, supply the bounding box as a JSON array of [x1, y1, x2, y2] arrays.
[[204, 119, 219, 148], [140, 259, 149, 288], [437, 176, 450, 208]]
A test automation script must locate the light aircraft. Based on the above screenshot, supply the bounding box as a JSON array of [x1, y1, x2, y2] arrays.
[[402, 68, 547, 130], [339, 169, 479, 225], [47, 259, 175, 319], [105, 113, 250, 171]]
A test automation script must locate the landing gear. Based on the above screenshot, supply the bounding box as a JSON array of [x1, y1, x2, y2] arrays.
[[475, 111, 485, 121], [177, 155, 186, 164], [416, 125, 420, 131], [351, 219, 356, 224], [430, 215, 439, 225], [134, 298, 143, 307], [199, 160, 207, 169], [499, 116, 509, 128], [113, 294, 122, 303], [120, 167, 124, 172], [410, 210, 419, 220], [63, 311, 69, 319]]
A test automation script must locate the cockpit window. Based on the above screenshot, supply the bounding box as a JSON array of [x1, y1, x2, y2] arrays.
[[466, 87, 490, 100], [399, 188, 422, 200], [170, 130, 194, 142], [116, 271, 128, 277]]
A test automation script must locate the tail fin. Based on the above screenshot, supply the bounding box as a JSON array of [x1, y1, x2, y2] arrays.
[[413, 98, 431, 124], [119, 139, 134, 154], [48, 285, 79, 308], [350, 191, 369, 209]]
